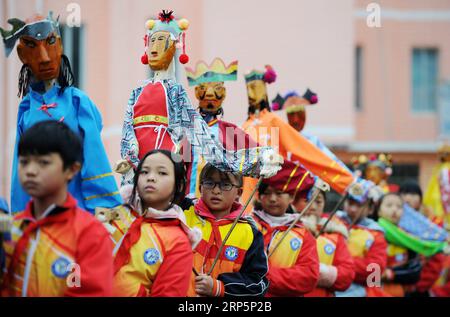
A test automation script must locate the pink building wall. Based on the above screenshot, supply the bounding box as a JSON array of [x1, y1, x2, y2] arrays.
[[354, 0, 450, 144]]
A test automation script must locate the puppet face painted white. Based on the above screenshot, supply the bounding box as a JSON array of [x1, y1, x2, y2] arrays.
[[195, 82, 226, 114], [147, 31, 176, 71]]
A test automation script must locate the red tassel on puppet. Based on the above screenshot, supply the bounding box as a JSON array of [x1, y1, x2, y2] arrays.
[[141, 52, 148, 65], [179, 32, 189, 64]]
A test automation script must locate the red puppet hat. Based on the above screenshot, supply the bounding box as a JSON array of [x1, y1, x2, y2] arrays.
[[261, 160, 315, 197]]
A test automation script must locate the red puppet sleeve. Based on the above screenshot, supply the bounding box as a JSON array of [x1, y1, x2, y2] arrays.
[[353, 230, 388, 285], [267, 229, 320, 296], [331, 234, 355, 291]]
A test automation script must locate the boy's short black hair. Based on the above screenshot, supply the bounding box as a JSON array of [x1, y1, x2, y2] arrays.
[[199, 163, 243, 187], [399, 181, 423, 200], [18, 120, 83, 169]]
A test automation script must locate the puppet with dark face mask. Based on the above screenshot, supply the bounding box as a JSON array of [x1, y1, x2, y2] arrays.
[[1, 12, 122, 213]]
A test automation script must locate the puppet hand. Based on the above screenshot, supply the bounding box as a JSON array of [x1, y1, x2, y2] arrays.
[[95, 207, 120, 223], [347, 178, 376, 203], [368, 184, 384, 203], [314, 178, 330, 192], [114, 159, 132, 175], [0, 213, 13, 233], [443, 243, 450, 255], [260, 149, 283, 178]]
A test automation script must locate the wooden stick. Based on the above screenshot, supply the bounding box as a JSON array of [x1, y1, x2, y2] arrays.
[[315, 193, 348, 238], [207, 177, 263, 275]]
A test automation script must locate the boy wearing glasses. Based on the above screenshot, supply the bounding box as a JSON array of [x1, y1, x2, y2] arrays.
[[184, 163, 268, 297]]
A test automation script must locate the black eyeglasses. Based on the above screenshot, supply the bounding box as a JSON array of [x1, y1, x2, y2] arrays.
[[201, 180, 238, 191]]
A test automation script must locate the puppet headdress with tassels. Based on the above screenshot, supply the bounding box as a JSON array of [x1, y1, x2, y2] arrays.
[[141, 10, 191, 81]]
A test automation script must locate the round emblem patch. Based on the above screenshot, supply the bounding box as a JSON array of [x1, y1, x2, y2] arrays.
[[290, 238, 302, 251], [224, 246, 239, 261], [324, 244, 335, 255], [365, 239, 374, 249], [51, 257, 70, 278], [144, 248, 160, 265]]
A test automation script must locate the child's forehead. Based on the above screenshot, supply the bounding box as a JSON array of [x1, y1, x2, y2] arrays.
[[142, 152, 172, 166], [205, 170, 235, 181], [383, 194, 402, 202]]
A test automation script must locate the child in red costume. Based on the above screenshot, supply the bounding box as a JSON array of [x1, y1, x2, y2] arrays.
[[335, 182, 388, 297], [300, 190, 355, 297], [399, 182, 446, 297], [112, 150, 200, 297], [1, 121, 113, 297], [251, 161, 320, 297]]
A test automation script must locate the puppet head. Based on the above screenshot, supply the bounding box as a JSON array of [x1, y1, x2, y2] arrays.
[[271, 89, 318, 132], [351, 153, 393, 186], [438, 144, 450, 163], [1, 12, 73, 97], [142, 10, 189, 78], [244, 65, 277, 113], [186, 58, 238, 116]]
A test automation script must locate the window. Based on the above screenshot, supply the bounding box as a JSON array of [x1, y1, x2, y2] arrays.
[[438, 80, 450, 138], [60, 24, 85, 89], [355, 46, 363, 110], [412, 48, 439, 112]]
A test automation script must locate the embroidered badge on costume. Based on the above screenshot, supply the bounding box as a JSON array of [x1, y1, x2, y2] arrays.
[[290, 238, 302, 251], [224, 246, 239, 261], [144, 248, 160, 265], [324, 243, 335, 255], [51, 257, 70, 278]]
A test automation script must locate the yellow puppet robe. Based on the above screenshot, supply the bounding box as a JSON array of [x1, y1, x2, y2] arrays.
[[242, 109, 355, 209], [424, 162, 450, 229]]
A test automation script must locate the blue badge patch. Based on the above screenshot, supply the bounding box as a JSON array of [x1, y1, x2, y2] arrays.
[[51, 257, 70, 278], [324, 243, 335, 255], [224, 246, 239, 261], [290, 238, 302, 251], [144, 248, 160, 265], [365, 239, 374, 249], [395, 253, 405, 262]]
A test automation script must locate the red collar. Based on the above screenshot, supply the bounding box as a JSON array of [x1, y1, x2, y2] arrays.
[[15, 194, 78, 222], [194, 199, 243, 221]]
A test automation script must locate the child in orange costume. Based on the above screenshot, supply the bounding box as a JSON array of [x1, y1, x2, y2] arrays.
[[111, 150, 200, 297], [1, 121, 113, 297], [300, 190, 355, 297], [251, 161, 320, 297]]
